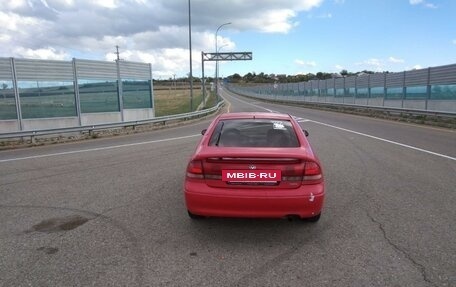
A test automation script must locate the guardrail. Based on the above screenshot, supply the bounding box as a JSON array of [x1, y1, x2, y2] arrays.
[[0, 101, 224, 142], [226, 86, 456, 118], [231, 90, 456, 118], [225, 63, 456, 117], [299, 100, 456, 117]]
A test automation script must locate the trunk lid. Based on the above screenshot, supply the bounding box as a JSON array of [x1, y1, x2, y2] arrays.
[[200, 147, 309, 189]]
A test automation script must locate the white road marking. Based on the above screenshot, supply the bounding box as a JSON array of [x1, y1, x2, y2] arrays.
[[0, 134, 200, 163], [308, 120, 456, 161], [224, 95, 456, 161], [227, 95, 273, 112], [4, 95, 454, 163], [225, 93, 456, 161]]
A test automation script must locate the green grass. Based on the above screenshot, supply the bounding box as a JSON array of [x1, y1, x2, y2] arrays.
[[154, 88, 203, 117], [204, 91, 218, 109]]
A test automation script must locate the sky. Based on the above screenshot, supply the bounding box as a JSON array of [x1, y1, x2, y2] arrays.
[[1, 0, 455, 79]]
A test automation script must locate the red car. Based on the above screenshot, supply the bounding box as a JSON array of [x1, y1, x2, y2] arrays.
[[184, 112, 325, 222]]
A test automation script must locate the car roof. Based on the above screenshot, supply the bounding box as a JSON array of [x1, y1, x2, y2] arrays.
[[217, 112, 293, 121]]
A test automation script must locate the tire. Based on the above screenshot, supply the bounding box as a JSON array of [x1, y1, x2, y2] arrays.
[[302, 213, 321, 223], [188, 210, 205, 220]]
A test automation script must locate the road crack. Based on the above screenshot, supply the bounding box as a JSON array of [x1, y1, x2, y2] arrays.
[[366, 211, 436, 287]]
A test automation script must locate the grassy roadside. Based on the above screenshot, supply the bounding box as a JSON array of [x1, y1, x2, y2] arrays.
[[154, 87, 218, 116], [154, 88, 203, 116]]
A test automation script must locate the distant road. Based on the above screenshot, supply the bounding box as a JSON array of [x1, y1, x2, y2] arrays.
[[1, 88, 455, 287]]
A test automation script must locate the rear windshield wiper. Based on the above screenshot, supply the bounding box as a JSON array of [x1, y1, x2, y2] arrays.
[[215, 122, 225, 146]]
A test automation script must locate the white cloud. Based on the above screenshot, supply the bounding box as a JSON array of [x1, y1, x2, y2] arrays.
[[0, 34, 12, 43], [93, 0, 119, 9], [335, 64, 344, 70], [364, 58, 382, 67], [388, 56, 405, 63], [0, 0, 322, 77], [425, 3, 437, 8], [317, 13, 332, 19], [409, 0, 437, 8], [307, 13, 333, 19], [13, 47, 69, 60], [0, 11, 48, 32], [355, 57, 422, 72], [404, 64, 423, 70], [355, 58, 385, 72], [244, 9, 297, 33], [295, 59, 317, 67], [5, 0, 28, 9]]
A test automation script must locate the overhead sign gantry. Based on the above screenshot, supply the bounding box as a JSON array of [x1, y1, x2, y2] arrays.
[[201, 52, 252, 103], [203, 52, 253, 61]]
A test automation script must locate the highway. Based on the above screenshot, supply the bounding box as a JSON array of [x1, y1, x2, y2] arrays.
[[1, 88, 455, 287]]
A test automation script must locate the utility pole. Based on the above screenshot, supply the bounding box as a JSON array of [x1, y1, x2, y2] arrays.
[[115, 45, 123, 121], [115, 45, 120, 61]]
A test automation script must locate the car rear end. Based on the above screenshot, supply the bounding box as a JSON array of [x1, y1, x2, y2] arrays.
[[184, 113, 325, 220]]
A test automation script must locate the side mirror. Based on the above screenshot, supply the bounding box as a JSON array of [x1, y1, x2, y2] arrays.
[[303, 129, 309, 137], [201, 129, 207, 135]]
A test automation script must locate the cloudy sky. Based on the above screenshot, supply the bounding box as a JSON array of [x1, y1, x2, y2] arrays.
[[1, 0, 455, 78]]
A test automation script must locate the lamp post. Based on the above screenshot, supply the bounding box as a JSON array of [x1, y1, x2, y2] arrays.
[[188, 0, 193, 111], [216, 43, 229, 101], [215, 22, 231, 101]]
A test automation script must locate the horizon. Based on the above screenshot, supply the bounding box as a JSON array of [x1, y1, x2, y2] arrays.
[[2, 0, 455, 78]]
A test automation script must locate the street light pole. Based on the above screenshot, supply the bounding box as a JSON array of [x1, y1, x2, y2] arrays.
[[216, 43, 229, 100], [215, 22, 231, 101], [188, 0, 193, 111]]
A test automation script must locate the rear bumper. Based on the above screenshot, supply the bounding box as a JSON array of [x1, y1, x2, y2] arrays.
[[184, 181, 324, 219]]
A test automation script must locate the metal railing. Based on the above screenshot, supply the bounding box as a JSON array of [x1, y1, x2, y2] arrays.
[[0, 101, 224, 141], [226, 63, 456, 116], [227, 88, 456, 118]]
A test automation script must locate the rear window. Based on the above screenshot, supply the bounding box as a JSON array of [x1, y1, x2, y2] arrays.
[[208, 119, 299, 147]]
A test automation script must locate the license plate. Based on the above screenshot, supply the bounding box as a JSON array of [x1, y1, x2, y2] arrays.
[[222, 170, 281, 182]]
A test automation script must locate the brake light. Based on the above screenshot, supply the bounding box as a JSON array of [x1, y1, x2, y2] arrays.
[[302, 161, 323, 184], [186, 160, 204, 179]]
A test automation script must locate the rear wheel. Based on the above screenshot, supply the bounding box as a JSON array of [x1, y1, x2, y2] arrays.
[[188, 210, 205, 220], [302, 213, 321, 223]]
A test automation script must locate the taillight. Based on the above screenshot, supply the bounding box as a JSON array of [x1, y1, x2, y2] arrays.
[[302, 161, 323, 184], [186, 160, 204, 179]]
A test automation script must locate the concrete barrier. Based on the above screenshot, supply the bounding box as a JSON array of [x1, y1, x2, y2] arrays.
[[403, 100, 426, 110], [427, 100, 456, 113], [22, 117, 79, 131], [81, 112, 121, 126], [0, 120, 20, 133], [124, 108, 155, 121]]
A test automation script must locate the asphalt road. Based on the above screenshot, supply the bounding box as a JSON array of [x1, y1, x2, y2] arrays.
[[1, 88, 455, 287]]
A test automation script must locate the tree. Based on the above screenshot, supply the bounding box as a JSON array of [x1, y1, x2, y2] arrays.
[[227, 73, 242, 83]]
